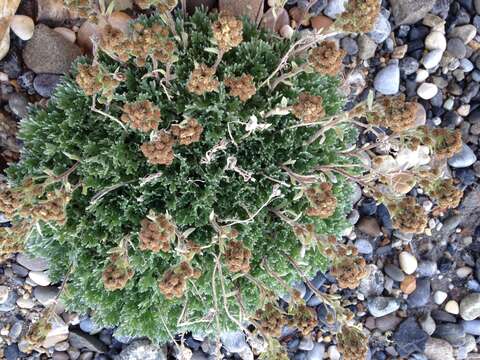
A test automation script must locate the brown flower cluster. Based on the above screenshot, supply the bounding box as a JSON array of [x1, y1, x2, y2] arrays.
[[305, 183, 337, 218], [225, 240, 251, 273], [171, 118, 204, 145], [25, 317, 52, 347], [134, 0, 177, 11], [287, 304, 317, 335], [224, 74, 256, 102], [121, 100, 161, 132], [292, 92, 325, 123], [76, 63, 120, 100], [102, 254, 134, 291], [212, 15, 243, 52], [424, 178, 463, 210], [158, 261, 201, 299], [0, 184, 21, 217], [140, 131, 175, 165], [309, 41, 345, 76], [336, 0, 381, 33], [417, 127, 463, 159], [100, 23, 176, 66], [330, 246, 368, 289], [31, 191, 70, 224], [337, 325, 369, 360], [186, 64, 219, 95], [367, 95, 418, 132], [0, 222, 29, 256], [253, 303, 287, 337], [64, 0, 92, 18], [139, 215, 175, 252], [390, 196, 428, 234]]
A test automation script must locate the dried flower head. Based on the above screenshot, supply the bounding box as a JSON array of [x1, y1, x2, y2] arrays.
[[134, 0, 177, 11], [305, 183, 337, 218], [336, 0, 381, 33], [102, 254, 134, 291], [224, 74, 256, 102], [366, 95, 418, 132], [25, 316, 52, 347], [64, 0, 92, 18], [0, 183, 21, 217], [390, 196, 428, 234], [292, 92, 325, 123], [331, 250, 368, 289], [186, 64, 219, 95], [139, 215, 175, 252], [31, 191, 70, 224], [288, 304, 317, 335], [171, 118, 204, 145], [140, 131, 175, 165], [425, 178, 463, 209], [121, 100, 161, 132], [212, 14, 243, 52], [100, 25, 130, 62], [419, 127, 463, 159], [225, 240, 251, 273], [0, 221, 29, 256], [253, 303, 287, 337], [309, 41, 345, 76], [159, 261, 199, 299], [337, 325, 369, 360], [76, 63, 121, 100]]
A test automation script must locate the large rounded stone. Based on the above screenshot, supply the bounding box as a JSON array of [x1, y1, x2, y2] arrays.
[[460, 293, 480, 321]]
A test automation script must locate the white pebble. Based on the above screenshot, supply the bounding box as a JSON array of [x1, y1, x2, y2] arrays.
[[425, 31, 446, 51], [417, 83, 438, 99], [434, 290, 448, 305], [28, 271, 51, 286], [16, 296, 35, 309], [327, 345, 341, 360], [456, 266, 473, 278], [399, 251, 418, 275], [10, 15, 34, 41], [433, 117, 442, 125], [428, 218, 437, 229], [422, 49, 444, 69], [0, 285, 9, 304], [416, 69, 429, 83], [445, 300, 460, 315]]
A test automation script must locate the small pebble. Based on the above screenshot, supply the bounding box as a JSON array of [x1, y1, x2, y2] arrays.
[[399, 251, 418, 275], [445, 300, 460, 315], [434, 290, 448, 305], [417, 83, 439, 99]]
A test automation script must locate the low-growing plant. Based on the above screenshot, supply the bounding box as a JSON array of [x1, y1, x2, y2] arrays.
[[0, 2, 464, 357]]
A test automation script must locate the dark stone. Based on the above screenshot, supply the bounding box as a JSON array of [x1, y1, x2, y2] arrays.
[[461, 82, 480, 103], [8, 93, 28, 119], [447, 38, 467, 58], [430, 91, 444, 107], [186, 0, 218, 14], [443, 111, 462, 128], [437, 256, 454, 273], [393, 317, 429, 357], [376, 204, 393, 230], [0, 48, 22, 79], [17, 71, 36, 95], [468, 107, 480, 122], [408, 25, 430, 41], [69, 329, 108, 353], [433, 323, 466, 346], [359, 198, 377, 216], [287, 337, 300, 351], [431, 0, 450, 17], [405, 79, 417, 98], [294, 351, 307, 360], [431, 309, 457, 323], [33, 73, 62, 97], [185, 336, 202, 351], [391, 0, 437, 25], [459, 0, 474, 12], [4, 344, 20, 360], [406, 277, 430, 308], [453, 8, 472, 25], [473, 15, 480, 30], [455, 168, 477, 186], [341, 37, 359, 56]]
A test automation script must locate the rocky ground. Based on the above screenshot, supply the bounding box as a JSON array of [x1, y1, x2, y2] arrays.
[[1, 0, 480, 359]]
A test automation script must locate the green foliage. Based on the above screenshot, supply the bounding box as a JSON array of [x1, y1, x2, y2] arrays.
[[8, 10, 356, 341]]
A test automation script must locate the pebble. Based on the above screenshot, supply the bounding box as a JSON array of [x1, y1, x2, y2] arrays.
[[0, 285, 9, 304], [16, 296, 35, 309], [424, 338, 455, 360], [384, 264, 405, 282], [417, 82, 439, 99], [434, 290, 448, 305], [374, 62, 400, 95], [433, 323, 466, 346], [425, 31, 447, 50], [449, 24, 477, 44], [419, 313, 436, 335], [33, 73, 62, 97], [368, 10, 392, 43], [447, 37, 467, 58], [355, 239, 373, 254], [367, 296, 401, 317], [306, 343, 325, 360], [23, 24, 82, 74], [115, 339, 166, 360], [54, 27, 76, 43], [299, 336, 314, 351], [400, 275, 417, 294], [448, 144, 477, 167], [462, 320, 480, 335], [10, 15, 35, 41], [358, 34, 377, 60], [407, 277, 431, 308], [399, 251, 418, 274], [422, 49, 444, 69], [445, 300, 460, 315], [28, 270, 51, 286], [221, 331, 248, 353], [33, 286, 59, 306], [16, 253, 49, 271], [460, 293, 480, 320], [8, 92, 28, 118], [323, 0, 347, 18], [394, 317, 429, 357]]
